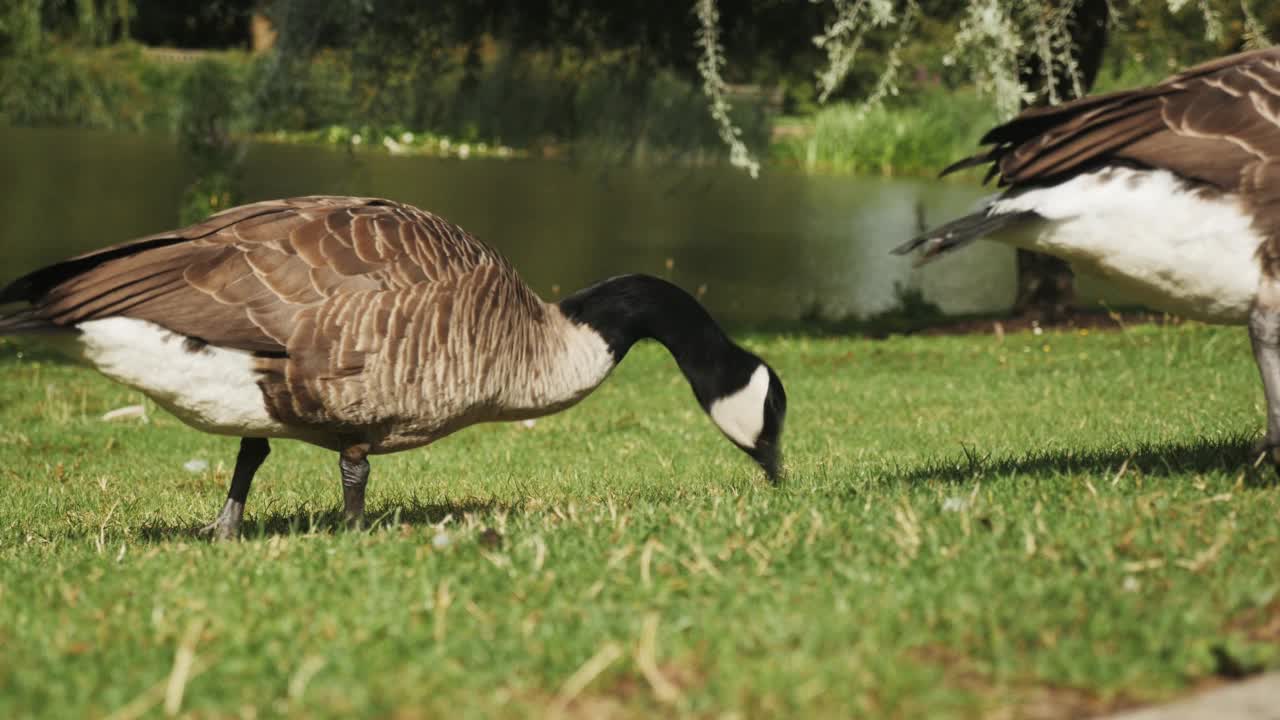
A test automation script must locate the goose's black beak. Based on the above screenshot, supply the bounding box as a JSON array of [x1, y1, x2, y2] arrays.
[[751, 442, 783, 484], [752, 365, 786, 484], [702, 357, 786, 485]]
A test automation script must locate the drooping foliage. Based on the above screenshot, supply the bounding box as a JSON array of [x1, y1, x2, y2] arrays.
[[2, 0, 1277, 173]]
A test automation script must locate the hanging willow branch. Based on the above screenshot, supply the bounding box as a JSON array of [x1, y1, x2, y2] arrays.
[[694, 0, 760, 177], [1241, 0, 1272, 48], [814, 0, 903, 103], [696, 0, 1275, 175]]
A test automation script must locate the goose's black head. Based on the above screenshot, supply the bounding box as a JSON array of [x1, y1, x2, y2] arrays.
[[559, 274, 787, 482], [702, 351, 787, 482]]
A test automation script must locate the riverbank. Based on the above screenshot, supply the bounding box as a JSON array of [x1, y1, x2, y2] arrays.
[[765, 62, 1173, 178], [0, 43, 1002, 178], [0, 43, 1188, 185], [1, 43, 763, 169]]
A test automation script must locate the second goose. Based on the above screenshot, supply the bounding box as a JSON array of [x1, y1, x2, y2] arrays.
[[0, 196, 788, 538], [894, 48, 1280, 465]]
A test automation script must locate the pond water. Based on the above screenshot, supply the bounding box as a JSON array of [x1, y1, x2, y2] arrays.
[[1, 125, 1027, 325]]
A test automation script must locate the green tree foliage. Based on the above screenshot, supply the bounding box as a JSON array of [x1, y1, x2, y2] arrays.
[[243, 0, 787, 159], [130, 0, 250, 48], [177, 59, 245, 223], [3, 0, 1276, 164], [0, 0, 44, 56]]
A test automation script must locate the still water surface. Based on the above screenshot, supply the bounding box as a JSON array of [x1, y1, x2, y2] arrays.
[[1, 126, 1022, 324]]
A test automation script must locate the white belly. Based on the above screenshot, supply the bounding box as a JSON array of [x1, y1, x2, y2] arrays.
[[990, 168, 1264, 323], [76, 317, 289, 437]]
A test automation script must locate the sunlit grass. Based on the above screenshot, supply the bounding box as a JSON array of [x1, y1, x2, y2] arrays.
[[1, 323, 1278, 718], [769, 90, 999, 177]]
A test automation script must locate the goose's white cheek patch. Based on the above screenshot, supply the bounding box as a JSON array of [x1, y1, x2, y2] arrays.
[[710, 365, 769, 448]]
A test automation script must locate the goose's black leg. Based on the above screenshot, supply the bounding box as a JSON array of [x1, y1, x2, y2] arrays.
[[339, 441, 371, 526], [200, 437, 271, 540], [1248, 305, 1280, 468]]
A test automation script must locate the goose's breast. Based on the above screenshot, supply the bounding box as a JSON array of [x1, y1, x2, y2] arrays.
[[991, 168, 1265, 324], [76, 317, 291, 437]]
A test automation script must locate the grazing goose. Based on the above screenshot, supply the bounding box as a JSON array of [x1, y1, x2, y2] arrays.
[[0, 196, 787, 538], [894, 47, 1280, 463]]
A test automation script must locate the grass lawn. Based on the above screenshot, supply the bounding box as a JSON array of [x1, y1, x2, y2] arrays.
[[1, 321, 1278, 719]]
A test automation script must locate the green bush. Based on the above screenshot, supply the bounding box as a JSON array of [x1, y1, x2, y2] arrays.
[[770, 89, 999, 176], [177, 59, 245, 168], [177, 59, 246, 224], [0, 42, 767, 167], [0, 45, 226, 132], [249, 49, 356, 131], [0, 0, 42, 57]]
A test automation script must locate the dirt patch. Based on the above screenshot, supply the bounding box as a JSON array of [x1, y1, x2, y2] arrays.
[[1015, 686, 1140, 720], [907, 644, 1144, 720], [742, 306, 1177, 341], [1227, 597, 1280, 645], [596, 660, 706, 705], [488, 658, 708, 720]]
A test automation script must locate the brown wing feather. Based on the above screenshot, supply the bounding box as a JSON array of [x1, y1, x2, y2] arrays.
[[1002, 100, 1168, 180], [15, 196, 520, 357], [947, 48, 1280, 193]]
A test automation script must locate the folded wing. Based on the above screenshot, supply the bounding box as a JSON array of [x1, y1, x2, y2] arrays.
[[3, 196, 511, 356]]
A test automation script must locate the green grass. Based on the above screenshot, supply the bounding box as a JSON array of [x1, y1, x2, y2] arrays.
[[769, 90, 1000, 177], [2, 322, 1279, 719]]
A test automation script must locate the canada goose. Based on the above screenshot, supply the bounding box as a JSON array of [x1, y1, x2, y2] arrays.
[[0, 196, 787, 538], [894, 48, 1280, 464]]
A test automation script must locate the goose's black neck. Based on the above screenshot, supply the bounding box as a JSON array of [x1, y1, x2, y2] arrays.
[[558, 274, 752, 409]]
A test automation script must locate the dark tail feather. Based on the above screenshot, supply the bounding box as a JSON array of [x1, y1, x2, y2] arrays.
[[0, 236, 188, 336], [892, 209, 1037, 265], [0, 309, 59, 335], [938, 150, 997, 178], [0, 236, 185, 306], [1, 273, 46, 335]]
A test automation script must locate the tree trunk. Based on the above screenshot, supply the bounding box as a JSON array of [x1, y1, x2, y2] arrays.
[[1013, 0, 1109, 322]]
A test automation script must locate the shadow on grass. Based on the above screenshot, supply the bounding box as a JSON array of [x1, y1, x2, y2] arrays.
[[137, 496, 523, 543], [0, 336, 78, 365], [899, 433, 1277, 486], [728, 305, 1168, 340]]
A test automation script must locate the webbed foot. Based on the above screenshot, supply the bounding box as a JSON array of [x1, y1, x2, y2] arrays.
[[199, 498, 244, 541]]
